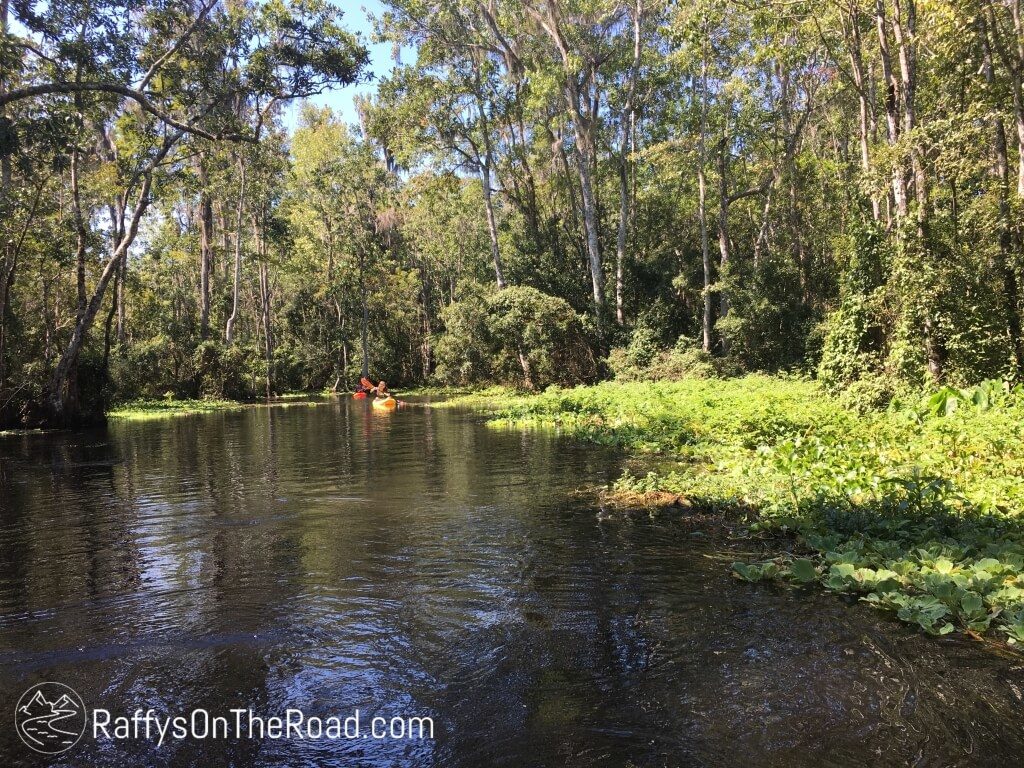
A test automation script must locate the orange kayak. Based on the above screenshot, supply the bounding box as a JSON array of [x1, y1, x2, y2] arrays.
[[372, 396, 397, 410], [353, 391, 367, 399]]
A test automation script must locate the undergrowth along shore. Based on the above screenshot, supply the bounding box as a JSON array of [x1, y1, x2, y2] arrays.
[[444, 376, 1024, 646]]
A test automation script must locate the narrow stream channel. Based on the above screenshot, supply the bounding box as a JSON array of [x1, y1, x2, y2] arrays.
[[0, 398, 1021, 766]]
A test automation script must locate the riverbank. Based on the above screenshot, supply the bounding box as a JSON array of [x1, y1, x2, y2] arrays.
[[445, 376, 1024, 646]]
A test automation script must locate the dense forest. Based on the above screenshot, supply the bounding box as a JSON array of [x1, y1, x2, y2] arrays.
[[3, 0, 1024, 427]]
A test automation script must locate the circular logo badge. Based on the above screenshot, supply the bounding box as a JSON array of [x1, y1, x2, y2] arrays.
[[14, 682, 86, 754]]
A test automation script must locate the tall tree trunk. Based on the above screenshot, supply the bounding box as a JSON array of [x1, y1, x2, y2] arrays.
[[115, 247, 126, 345], [892, 0, 926, 239], [42, 278, 53, 364], [876, 0, 908, 218], [257, 227, 273, 398], [717, 136, 732, 353], [551, 125, 590, 272], [198, 158, 214, 339], [753, 187, 773, 269], [1009, 0, 1024, 195], [359, 247, 369, 380], [225, 158, 246, 345], [892, 0, 942, 380], [72, 148, 88, 326], [981, 13, 1024, 377], [479, 156, 506, 290], [216, 201, 230, 281], [0, 0, 10, 393], [46, 163, 162, 425], [101, 267, 119, 383], [615, 155, 628, 326], [527, 3, 604, 313], [472, 69, 507, 290], [0, 175, 47, 391], [983, 0, 1024, 193], [323, 218, 346, 384], [778, 61, 810, 303], [615, 0, 643, 326], [420, 260, 433, 378], [500, 102, 545, 261], [572, 113, 604, 313], [697, 66, 713, 354], [108, 196, 127, 347], [845, 2, 880, 221], [789, 171, 811, 304], [0, 0, 10, 196], [57, 142, 90, 417], [0, 251, 14, 392]]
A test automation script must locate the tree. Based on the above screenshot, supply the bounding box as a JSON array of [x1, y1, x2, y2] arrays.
[[1, 0, 366, 424]]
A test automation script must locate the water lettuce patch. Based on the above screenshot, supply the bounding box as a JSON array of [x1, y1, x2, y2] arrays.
[[108, 399, 245, 420], [449, 376, 1024, 647]]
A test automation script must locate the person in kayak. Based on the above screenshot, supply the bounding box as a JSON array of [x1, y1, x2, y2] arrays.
[[370, 379, 400, 410]]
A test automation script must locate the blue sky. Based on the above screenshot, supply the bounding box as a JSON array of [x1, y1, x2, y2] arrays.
[[281, 0, 402, 131]]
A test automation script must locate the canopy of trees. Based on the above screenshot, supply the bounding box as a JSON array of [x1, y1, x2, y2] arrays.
[[3, 0, 1024, 426]]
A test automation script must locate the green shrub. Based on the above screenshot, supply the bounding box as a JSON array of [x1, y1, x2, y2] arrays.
[[818, 295, 886, 387], [716, 256, 813, 372], [818, 218, 889, 388], [433, 281, 493, 385], [193, 341, 261, 401], [609, 337, 723, 381], [434, 283, 598, 390], [624, 324, 660, 368], [108, 334, 181, 401], [837, 373, 902, 413]]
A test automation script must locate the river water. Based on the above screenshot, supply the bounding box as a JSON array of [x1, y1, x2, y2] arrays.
[[0, 398, 1022, 766]]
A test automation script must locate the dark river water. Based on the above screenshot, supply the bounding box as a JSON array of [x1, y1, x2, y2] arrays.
[[0, 398, 1022, 767]]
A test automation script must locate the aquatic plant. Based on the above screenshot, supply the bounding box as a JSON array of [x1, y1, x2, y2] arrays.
[[448, 376, 1024, 646], [108, 399, 245, 420]]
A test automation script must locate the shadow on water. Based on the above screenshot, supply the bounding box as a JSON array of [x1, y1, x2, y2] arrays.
[[0, 397, 1022, 766]]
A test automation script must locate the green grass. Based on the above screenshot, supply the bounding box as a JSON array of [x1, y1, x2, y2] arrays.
[[108, 398, 245, 420], [447, 375, 1024, 645]]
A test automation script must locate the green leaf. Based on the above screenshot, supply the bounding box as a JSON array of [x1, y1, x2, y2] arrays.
[[731, 562, 762, 582], [960, 592, 984, 615], [788, 558, 817, 583], [830, 562, 856, 579]]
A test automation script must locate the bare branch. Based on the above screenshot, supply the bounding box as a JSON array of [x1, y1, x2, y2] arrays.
[[0, 82, 257, 142]]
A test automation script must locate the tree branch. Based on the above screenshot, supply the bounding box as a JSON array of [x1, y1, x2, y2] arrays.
[[138, 0, 219, 91], [0, 82, 257, 142]]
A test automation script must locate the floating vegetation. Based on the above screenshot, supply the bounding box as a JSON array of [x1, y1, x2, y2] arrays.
[[450, 376, 1024, 646], [108, 399, 245, 420]]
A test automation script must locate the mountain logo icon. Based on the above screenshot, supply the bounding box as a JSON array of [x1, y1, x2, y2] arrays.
[[14, 682, 86, 754]]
